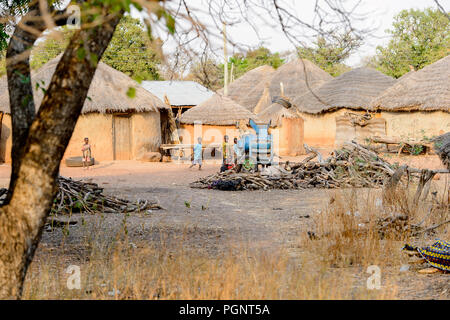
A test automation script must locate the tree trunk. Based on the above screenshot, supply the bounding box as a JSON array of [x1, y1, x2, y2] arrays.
[[5, 3, 45, 204], [5, 3, 68, 205], [0, 9, 123, 299]]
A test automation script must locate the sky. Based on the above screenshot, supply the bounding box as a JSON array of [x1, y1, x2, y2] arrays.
[[223, 0, 436, 66], [132, 0, 442, 67]]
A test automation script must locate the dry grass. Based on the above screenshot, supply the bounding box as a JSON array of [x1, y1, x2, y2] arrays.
[[21, 182, 449, 300], [302, 184, 449, 268], [22, 240, 398, 300]]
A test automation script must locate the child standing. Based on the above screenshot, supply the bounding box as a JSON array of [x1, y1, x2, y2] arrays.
[[82, 137, 92, 170], [233, 137, 242, 164], [189, 137, 203, 170]]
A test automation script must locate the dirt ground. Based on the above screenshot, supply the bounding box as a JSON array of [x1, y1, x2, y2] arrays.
[[0, 158, 330, 250], [1, 153, 448, 299]]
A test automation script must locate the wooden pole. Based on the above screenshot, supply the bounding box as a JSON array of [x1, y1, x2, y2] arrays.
[[223, 22, 228, 96], [230, 62, 234, 83], [163, 94, 181, 145]]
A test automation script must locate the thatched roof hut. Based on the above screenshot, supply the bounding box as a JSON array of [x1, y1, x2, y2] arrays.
[[0, 55, 167, 114], [370, 55, 450, 112], [0, 56, 169, 162], [253, 84, 272, 114], [256, 99, 298, 127], [218, 65, 275, 111], [269, 58, 332, 99], [292, 67, 396, 114], [180, 94, 254, 125]]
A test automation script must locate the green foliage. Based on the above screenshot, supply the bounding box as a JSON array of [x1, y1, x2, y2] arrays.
[[410, 144, 424, 156], [31, 27, 74, 70], [0, 25, 8, 52], [297, 34, 360, 76], [370, 8, 450, 78], [221, 47, 284, 81], [30, 16, 162, 81], [102, 16, 162, 81], [126, 86, 136, 98]]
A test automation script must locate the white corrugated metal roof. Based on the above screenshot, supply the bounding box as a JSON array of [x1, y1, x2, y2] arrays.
[[141, 80, 214, 106]]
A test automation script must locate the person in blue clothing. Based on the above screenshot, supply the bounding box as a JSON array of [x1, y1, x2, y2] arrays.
[[189, 137, 203, 170], [233, 137, 242, 164]]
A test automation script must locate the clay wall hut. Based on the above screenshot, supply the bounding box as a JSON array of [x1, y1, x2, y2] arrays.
[[256, 98, 305, 156], [179, 94, 255, 148], [370, 55, 450, 140], [218, 65, 275, 112], [291, 67, 396, 147], [0, 56, 168, 162]]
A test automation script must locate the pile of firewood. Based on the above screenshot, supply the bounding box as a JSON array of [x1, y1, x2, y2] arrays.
[[366, 136, 434, 155], [0, 176, 162, 214], [190, 142, 397, 191]]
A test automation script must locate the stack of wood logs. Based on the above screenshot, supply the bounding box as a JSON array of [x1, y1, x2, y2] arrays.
[[191, 142, 398, 191], [0, 176, 162, 214], [367, 136, 434, 155]]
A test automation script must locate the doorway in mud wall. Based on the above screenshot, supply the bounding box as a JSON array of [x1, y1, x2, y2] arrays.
[[113, 113, 132, 160]]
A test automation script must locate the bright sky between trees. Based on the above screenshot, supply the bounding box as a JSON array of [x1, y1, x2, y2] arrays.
[[131, 0, 436, 67]]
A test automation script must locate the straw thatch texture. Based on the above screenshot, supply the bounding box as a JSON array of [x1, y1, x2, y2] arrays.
[[218, 65, 275, 111], [398, 70, 415, 81], [253, 85, 272, 114], [0, 55, 167, 114], [256, 101, 299, 127], [292, 67, 396, 114], [180, 94, 255, 125], [370, 55, 450, 112], [269, 59, 332, 99]]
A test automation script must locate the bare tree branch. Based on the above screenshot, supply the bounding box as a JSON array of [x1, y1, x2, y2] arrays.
[[434, 0, 450, 21]]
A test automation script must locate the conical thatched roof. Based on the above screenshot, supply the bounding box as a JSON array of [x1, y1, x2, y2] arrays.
[[269, 58, 332, 99], [398, 70, 416, 81], [218, 65, 275, 111], [370, 55, 450, 111], [253, 84, 272, 114], [180, 94, 255, 125], [256, 99, 299, 127], [292, 67, 396, 114], [0, 55, 167, 114]]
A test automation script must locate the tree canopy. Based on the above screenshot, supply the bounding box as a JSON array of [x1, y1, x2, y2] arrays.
[[223, 47, 284, 80], [297, 34, 361, 77], [4, 15, 163, 81], [101, 15, 162, 81], [369, 8, 450, 78], [186, 46, 284, 91]]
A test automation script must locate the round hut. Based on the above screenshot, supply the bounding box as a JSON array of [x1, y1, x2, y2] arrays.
[[269, 58, 332, 99], [218, 65, 275, 112], [0, 56, 168, 162], [370, 55, 450, 140], [179, 94, 255, 148], [291, 67, 396, 147], [256, 98, 305, 156]]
